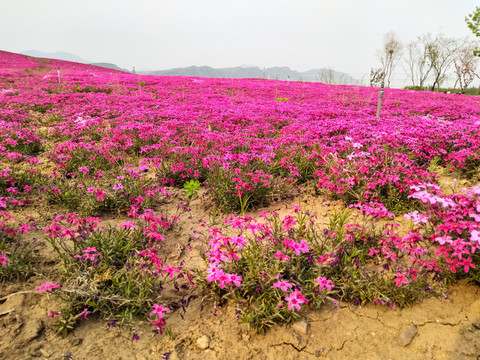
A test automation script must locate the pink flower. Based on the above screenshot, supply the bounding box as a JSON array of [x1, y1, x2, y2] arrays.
[[78, 166, 90, 174], [0, 253, 9, 266], [46, 310, 60, 318], [274, 250, 290, 261], [273, 280, 293, 292], [392, 272, 409, 287], [79, 308, 91, 320], [121, 221, 137, 229], [228, 273, 242, 287], [291, 239, 309, 256], [284, 290, 308, 311], [163, 265, 180, 278], [113, 183, 124, 191], [230, 235, 246, 249], [470, 230, 480, 244], [150, 304, 170, 319], [459, 257, 476, 272], [35, 282, 60, 292], [315, 277, 335, 291], [152, 318, 166, 333]]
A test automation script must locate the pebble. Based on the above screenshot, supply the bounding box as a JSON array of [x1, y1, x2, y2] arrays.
[[71, 337, 83, 346], [22, 319, 44, 343], [196, 335, 211, 350], [292, 320, 310, 335], [397, 324, 418, 346]]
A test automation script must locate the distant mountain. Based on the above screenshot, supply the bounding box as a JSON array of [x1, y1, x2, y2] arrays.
[[89, 62, 130, 72], [140, 65, 358, 84], [21, 50, 90, 64], [20, 50, 129, 73]]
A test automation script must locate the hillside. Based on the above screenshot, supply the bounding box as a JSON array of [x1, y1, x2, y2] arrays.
[[141, 65, 358, 84], [0, 50, 125, 73]]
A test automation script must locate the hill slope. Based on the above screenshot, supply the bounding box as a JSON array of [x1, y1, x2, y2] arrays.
[[141, 65, 358, 84]]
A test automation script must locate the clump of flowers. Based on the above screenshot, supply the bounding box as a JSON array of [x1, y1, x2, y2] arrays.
[[41, 213, 194, 336], [201, 206, 437, 333], [406, 183, 480, 283]]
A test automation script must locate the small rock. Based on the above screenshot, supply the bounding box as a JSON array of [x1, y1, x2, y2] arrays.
[[315, 348, 325, 357], [71, 337, 83, 346], [22, 319, 44, 343], [397, 324, 418, 346], [39, 348, 51, 358], [196, 335, 210, 350], [292, 320, 310, 335]]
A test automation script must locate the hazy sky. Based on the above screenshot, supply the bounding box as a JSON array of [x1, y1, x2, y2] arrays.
[[1, 0, 478, 85]]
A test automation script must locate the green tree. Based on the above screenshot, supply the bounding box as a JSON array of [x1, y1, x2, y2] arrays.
[[466, 7, 480, 55], [466, 7, 480, 37]]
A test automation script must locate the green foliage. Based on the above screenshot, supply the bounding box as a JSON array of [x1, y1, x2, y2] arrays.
[[183, 179, 201, 199], [0, 217, 39, 281], [465, 8, 480, 56], [206, 166, 290, 214], [466, 7, 480, 38]]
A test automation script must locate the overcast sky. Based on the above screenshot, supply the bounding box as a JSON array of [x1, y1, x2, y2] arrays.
[[1, 0, 479, 86]]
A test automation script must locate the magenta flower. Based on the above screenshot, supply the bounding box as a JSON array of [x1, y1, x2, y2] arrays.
[[46, 310, 60, 318], [0, 253, 9, 266], [112, 183, 124, 191], [121, 221, 137, 229], [315, 277, 335, 291], [284, 290, 308, 311], [162, 265, 180, 278], [392, 272, 409, 287], [470, 230, 480, 244], [228, 273, 242, 287], [35, 282, 60, 292], [78, 308, 91, 320], [273, 280, 293, 292], [150, 304, 170, 319], [274, 250, 290, 261]]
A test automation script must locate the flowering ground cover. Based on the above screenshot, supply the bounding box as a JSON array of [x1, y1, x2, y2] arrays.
[[0, 50, 480, 358]]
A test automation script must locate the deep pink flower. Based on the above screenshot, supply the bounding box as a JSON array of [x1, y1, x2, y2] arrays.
[[35, 282, 60, 292], [315, 277, 335, 291], [284, 290, 308, 311], [392, 272, 409, 287], [273, 280, 293, 292], [121, 221, 137, 229], [0, 253, 8, 266], [78, 308, 91, 320], [150, 304, 170, 318]]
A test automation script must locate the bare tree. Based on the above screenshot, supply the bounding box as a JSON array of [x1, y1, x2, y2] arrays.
[[427, 34, 465, 91], [404, 33, 434, 88], [453, 43, 479, 92], [377, 31, 403, 87], [320, 68, 335, 84], [370, 67, 385, 87]]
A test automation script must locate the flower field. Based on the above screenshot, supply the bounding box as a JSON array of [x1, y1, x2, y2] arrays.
[[1, 50, 480, 359]]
